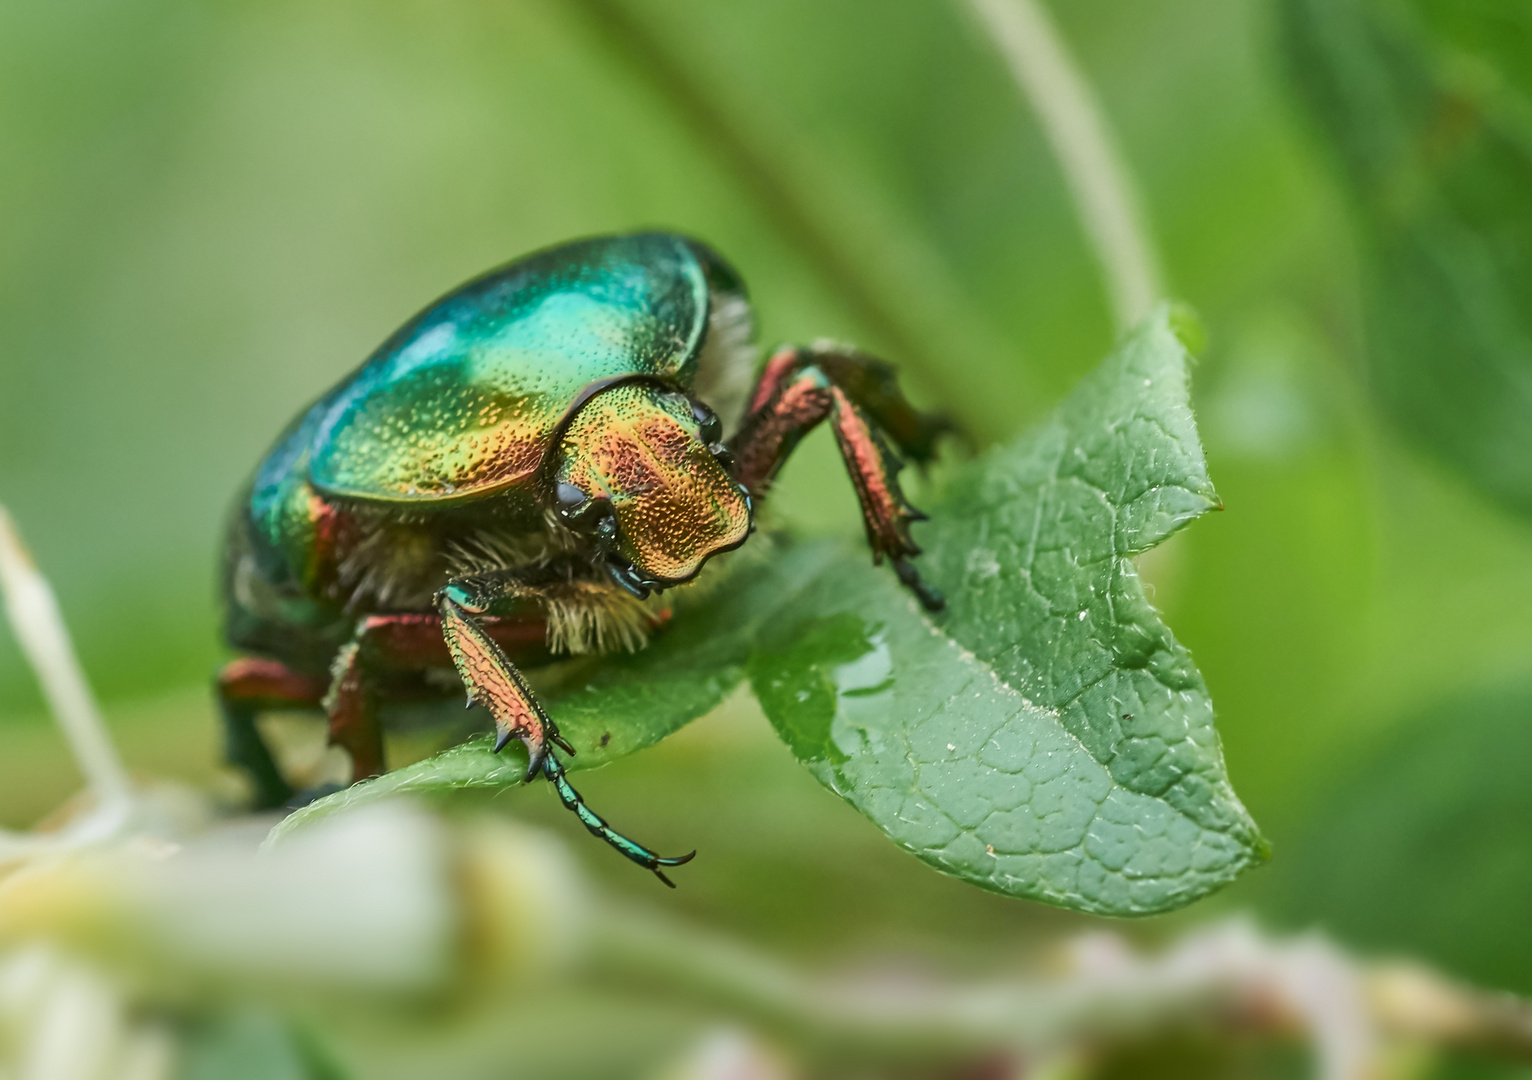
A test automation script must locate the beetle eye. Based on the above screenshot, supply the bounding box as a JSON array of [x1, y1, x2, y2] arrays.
[[691, 401, 723, 445], [554, 481, 588, 513], [558, 487, 618, 544], [554, 484, 615, 539]]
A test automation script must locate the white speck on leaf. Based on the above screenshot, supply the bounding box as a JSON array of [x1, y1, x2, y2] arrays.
[[967, 548, 1001, 579]]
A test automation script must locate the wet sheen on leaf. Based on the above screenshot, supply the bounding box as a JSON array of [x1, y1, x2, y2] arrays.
[[274, 308, 1263, 915]]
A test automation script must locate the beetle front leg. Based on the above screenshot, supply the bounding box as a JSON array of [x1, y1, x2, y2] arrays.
[[731, 345, 948, 611], [437, 584, 573, 780], [542, 753, 695, 887], [436, 579, 693, 885]]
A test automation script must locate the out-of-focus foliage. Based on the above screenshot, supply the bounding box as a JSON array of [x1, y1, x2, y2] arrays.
[[180, 1013, 345, 1080], [16, 799, 1523, 1080], [1280, 0, 1532, 518], [1275, 674, 1532, 997], [1, 0, 1532, 1070]]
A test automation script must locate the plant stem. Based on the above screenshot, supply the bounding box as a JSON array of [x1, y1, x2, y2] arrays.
[[592, 912, 1532, 1072], [0, 506, 131, 809], [962, 0, 1163, 331]]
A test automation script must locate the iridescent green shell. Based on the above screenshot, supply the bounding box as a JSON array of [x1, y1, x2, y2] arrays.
[[302, 232, 714, 507]]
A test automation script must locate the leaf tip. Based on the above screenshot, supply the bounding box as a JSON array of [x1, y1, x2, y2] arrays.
[[1165, 301, 1207, 358], [1253, 831, 1274, 863]]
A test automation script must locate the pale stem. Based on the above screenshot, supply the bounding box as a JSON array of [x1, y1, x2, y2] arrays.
[[962, 0, 1163, 330], [0, 506, 132, 809], [594, 914, 1532, 1074]]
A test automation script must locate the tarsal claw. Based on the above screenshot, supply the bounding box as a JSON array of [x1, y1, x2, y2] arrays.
[[493, 724, 548, 782]]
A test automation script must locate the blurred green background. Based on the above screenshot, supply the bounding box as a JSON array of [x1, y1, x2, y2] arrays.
[[2, 0, 1531, 1053]]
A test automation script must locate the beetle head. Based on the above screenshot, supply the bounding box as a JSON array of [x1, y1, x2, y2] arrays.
[[553, 381, 750, 596]]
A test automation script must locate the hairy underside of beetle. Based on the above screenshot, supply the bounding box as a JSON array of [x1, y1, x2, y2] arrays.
[[330, 504, 665, 658]]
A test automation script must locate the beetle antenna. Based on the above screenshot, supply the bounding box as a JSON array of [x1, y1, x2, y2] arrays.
[[541, 753, 694, 886]]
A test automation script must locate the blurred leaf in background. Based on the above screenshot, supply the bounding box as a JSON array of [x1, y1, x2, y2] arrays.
[[1279, 0, 1532, 518], [1261, 0, 1532, 1012], [1273, 674, 1532, 998]]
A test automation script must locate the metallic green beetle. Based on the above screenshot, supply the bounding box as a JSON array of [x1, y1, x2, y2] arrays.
[[220, 232, 946, 884]]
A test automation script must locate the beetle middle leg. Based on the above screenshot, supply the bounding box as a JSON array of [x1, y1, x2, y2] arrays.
[[730, 344, 951, 611], [321, 613, 449, 783], [319, 606, 548, 782], [437, 579, 695, 886]]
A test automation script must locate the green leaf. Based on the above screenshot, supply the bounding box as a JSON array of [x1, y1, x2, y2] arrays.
[[751, 307, 1265, 915], [276, 307, 1262, 915], [1279, 0, 1532, 516]]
